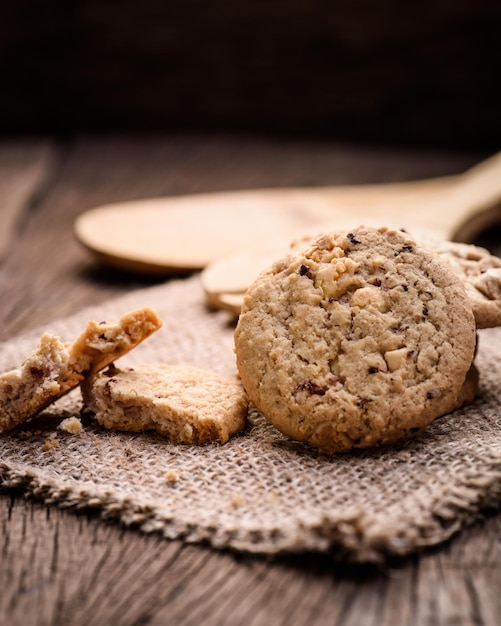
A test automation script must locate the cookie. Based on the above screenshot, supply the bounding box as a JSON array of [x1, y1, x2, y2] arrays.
[[81, 364, 248, 444], [234, 226, 477, 453], [425, 239, 501, 329], [0, 307, 162, 433]]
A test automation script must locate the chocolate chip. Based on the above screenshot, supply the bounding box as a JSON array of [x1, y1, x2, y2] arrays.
[[368, 366, 379, 374], [29, 367, 44, 380], [299, 264, 310, 276], [347, 233, 361, 245], [395, 245, 414, 257], [296, 381, 326, 395], [103, 363, 119, 377]]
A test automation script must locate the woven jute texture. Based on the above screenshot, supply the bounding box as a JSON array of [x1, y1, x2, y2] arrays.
[[1, 275, 500, 562]]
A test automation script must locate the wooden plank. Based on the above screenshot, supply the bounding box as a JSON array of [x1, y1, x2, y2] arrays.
[[0, 136, 499, 625], [0, 141, 57, 262], [0, 496, 500, 625]]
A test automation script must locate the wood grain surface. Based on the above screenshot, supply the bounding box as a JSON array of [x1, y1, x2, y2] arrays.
[[0, 135, 499, 626]]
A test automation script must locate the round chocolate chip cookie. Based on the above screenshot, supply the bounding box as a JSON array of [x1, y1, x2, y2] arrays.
[[234, 226, 477, 453]]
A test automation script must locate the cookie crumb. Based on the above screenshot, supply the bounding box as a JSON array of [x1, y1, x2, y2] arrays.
[[58, 416, 83, 435], [43, 439, 60, 450], [165, 470, 179, 483], [17, 430, 33, 439]]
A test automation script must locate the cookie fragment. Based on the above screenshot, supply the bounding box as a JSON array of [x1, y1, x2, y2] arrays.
[[69, 307, 163, 375], [0, 307, 162, 433], [82, 364, 248, 445], [58, 416, 83, 434], [234, 226, 477, 453], [0, 333, 76, 433]]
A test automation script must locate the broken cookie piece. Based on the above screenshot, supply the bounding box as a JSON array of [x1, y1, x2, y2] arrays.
[[0, 307, 162, 433], [81, 363, 248, 445], [68, 307, 162, 375], [0, 333, 76, 433]]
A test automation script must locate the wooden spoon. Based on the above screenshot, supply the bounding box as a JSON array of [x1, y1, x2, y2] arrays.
[[74, 152, 501, 283]]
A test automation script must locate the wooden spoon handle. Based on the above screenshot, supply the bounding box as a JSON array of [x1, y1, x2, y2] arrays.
[[446, 151, 501, 241], [318, 151, 501, 242]]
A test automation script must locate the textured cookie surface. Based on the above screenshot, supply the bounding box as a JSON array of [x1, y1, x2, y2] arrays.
[[234, 226, 477, 453], [427, 240, 501, 329], [82, 364, 248, 444], [0, 307, 162, 433]]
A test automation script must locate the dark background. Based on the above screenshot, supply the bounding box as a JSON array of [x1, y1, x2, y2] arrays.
[[1, 0, 500, 149]]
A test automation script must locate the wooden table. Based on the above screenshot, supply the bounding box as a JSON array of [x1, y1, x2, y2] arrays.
[[0, 135, 500, 626]]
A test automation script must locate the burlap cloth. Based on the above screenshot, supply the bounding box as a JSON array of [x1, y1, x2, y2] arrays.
[[1, 275, 500, 562]]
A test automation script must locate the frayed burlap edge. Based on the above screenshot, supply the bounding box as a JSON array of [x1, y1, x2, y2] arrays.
[[1, 454, 500, 562]]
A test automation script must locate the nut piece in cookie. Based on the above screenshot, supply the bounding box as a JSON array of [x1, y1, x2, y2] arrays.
[[0, 307, 162, 433], [81, 363, 248, 444], [234, 226, 477, 453]]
